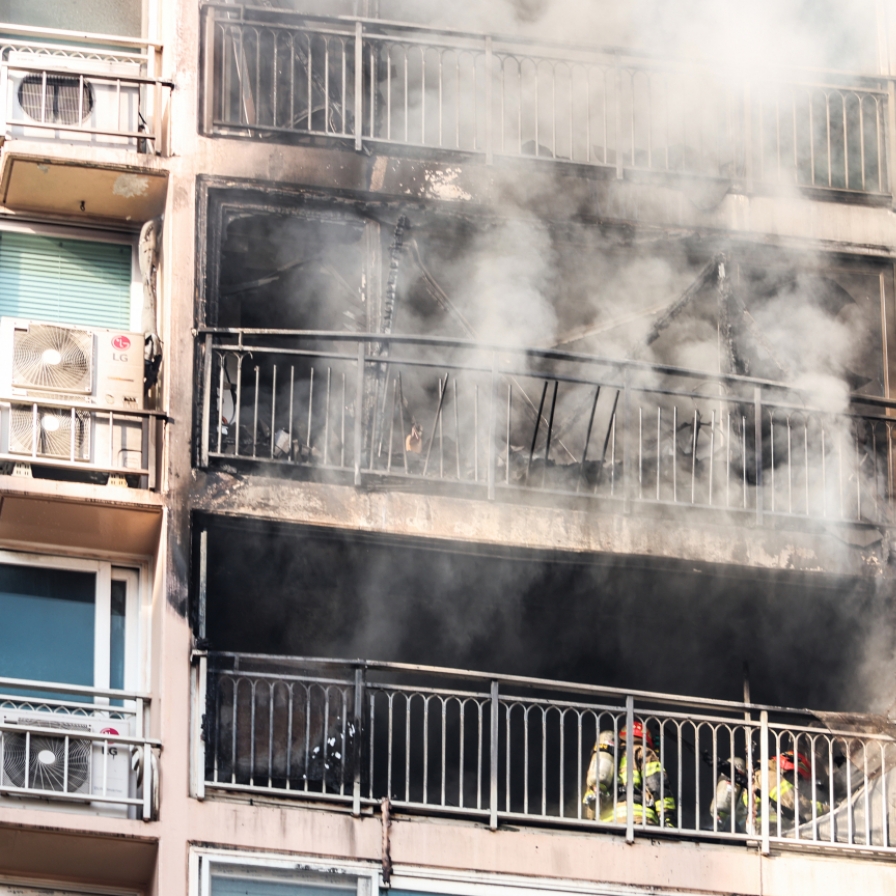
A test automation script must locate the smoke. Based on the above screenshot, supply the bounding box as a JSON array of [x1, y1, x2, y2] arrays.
[[206, 521, 896, 713], [208, 0, 896, 713]]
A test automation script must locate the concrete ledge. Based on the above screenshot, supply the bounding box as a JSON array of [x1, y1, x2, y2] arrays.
[[192, 472, 891, 577]]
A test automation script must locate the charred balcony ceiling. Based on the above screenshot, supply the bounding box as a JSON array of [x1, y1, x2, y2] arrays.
[[203, 188, 892, 393], [196, 517, 896, 714]]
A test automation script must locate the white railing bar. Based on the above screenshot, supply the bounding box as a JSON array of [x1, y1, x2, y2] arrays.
[[0, 723, 160, 746], [0, 676, 151, 701]]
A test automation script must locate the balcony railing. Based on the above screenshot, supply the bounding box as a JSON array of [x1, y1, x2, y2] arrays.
[[0, 24, 173, 151], [0, 395, 164, 489], [196, 651, 896, 854], [202, 4, 891, 200], [0, 676, 159, 820], [199, 330, 896, 530]]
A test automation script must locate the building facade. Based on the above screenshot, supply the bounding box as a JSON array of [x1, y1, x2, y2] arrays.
[[2, 1, 896, 893]]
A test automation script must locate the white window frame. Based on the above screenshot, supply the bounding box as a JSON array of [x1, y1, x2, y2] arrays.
[[0, 220, 142, 333], [192, 849, 706, 896], [0, 548, 140, 693], [194, 852, 378, 896]]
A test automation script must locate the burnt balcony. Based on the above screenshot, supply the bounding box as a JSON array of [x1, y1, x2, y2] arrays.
[[197, 329, 896, 533], [201, 4, 891, 202], [194, 650, 896, 855]]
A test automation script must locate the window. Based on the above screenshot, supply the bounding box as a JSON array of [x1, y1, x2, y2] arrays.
[[0, 229, 137, 331], [0, 552, 139, 696], [200, 856, 376, 896], [0, 0, 143, 39]]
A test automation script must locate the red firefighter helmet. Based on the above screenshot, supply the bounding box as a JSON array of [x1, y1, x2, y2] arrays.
[[619, 720, 656, 750], [778, 751, 812, 780]]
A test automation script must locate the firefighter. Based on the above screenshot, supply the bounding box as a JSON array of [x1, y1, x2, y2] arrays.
[[614, 721, 676, 827], [748, 751, 829, 830], [709, 756, 749, 832], [583, 729, 617, 820]]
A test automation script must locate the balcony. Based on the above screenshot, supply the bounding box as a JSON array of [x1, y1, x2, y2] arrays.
[[201, 4, 891, 202], [198, 330, 896, 533], [195, 651, 896, 855], [0, 676, 159, 821]]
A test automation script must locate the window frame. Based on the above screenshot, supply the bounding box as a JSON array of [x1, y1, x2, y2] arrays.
[[0, 220, 142, 334], [196, 853, 378, 896], [0, 548, 141, 694], [192, 849, 663, 896]]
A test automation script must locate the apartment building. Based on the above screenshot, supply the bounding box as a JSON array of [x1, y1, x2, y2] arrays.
[[2, 0, 896, 893]]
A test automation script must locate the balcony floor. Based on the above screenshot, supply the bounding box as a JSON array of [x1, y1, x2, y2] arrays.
[[193, 469, 890, 579]]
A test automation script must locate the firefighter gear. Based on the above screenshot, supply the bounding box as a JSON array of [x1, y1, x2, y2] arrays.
[[745, 752, 829, 829], [583, 730, 617, 820], [617, 742, 677, 827], [710, 756, 749, 832]]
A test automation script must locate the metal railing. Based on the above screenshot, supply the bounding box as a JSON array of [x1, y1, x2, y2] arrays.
[[0, 676, 159, 820], [0, 396, 164, 489], [198, 652, 896, 853], [199, 330, 896, 529], [0, 24, 173, 151], [202, 5, 891, 199]]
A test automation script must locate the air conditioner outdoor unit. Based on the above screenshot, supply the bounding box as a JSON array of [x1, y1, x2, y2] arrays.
[[5, 51, 142, 147], [0, 709, 134, 817], [0, 318, 145, 474]]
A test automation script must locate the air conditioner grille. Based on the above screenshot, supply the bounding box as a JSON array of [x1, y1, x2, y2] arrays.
[[9, 403, 91, 459], [17, 73, 95, 125], [12, 324, 92, 393], [2, 724, 92, 793]]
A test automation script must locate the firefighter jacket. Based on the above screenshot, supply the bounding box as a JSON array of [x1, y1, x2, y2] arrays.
[[616, 744, 676, 827], [744, 761, 829, 828]]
